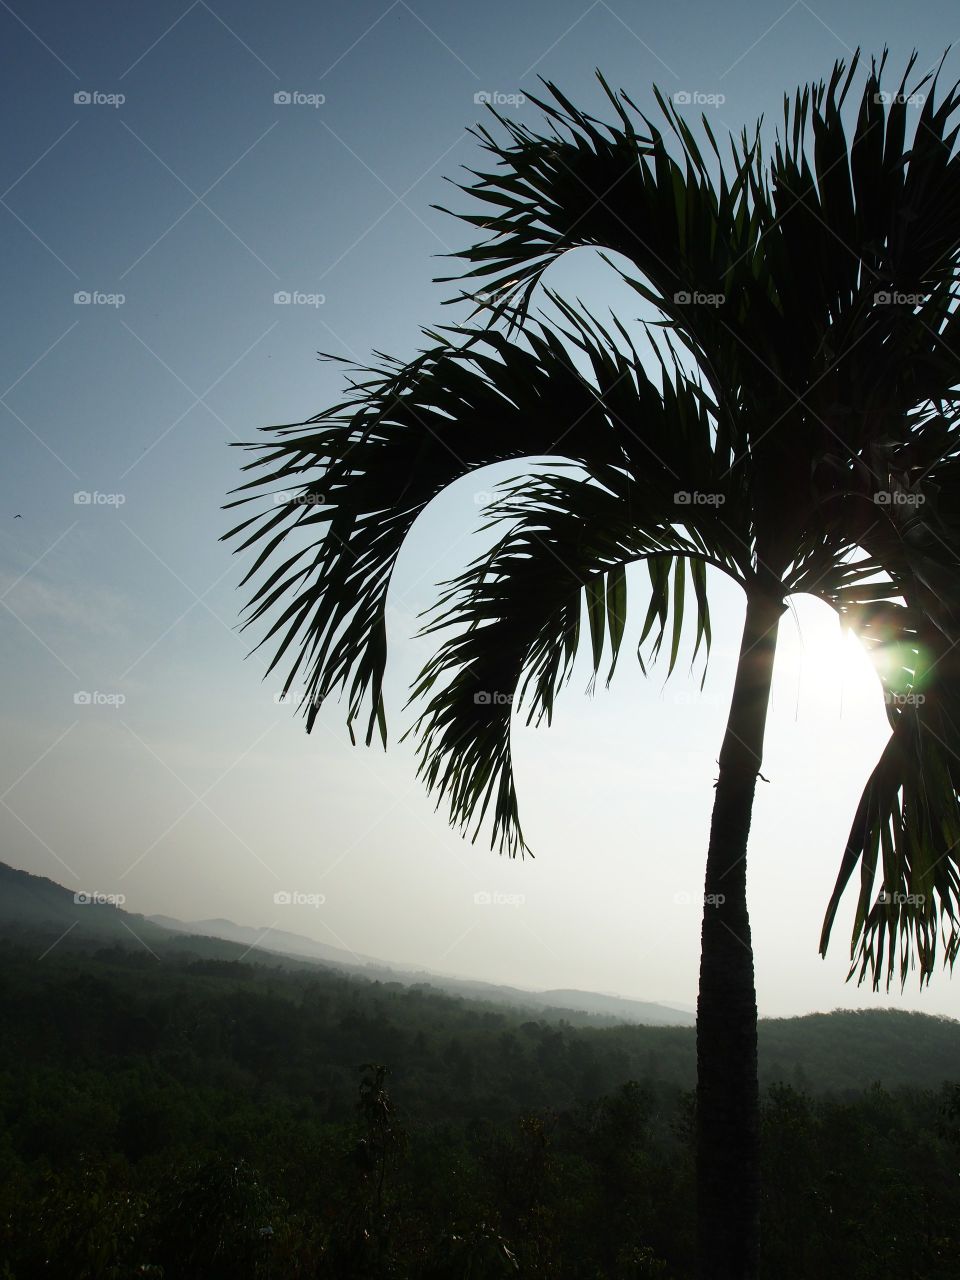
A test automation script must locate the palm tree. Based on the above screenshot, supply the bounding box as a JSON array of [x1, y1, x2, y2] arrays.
[[226, 50, 960, 1278]]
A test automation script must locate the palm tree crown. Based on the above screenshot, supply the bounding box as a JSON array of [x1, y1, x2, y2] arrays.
[[226, 48, 960, 995]]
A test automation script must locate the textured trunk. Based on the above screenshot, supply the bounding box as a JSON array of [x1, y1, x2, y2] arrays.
[[696, 588, 784, 1280]]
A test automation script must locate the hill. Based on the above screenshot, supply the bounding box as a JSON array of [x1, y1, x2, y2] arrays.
[[2, 869, 958, 1279], [2, 861, 958, 1093], [0, 860, 693, 1025]]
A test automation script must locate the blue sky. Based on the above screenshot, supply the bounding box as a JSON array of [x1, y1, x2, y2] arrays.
[[2, 0, 959, 1017]]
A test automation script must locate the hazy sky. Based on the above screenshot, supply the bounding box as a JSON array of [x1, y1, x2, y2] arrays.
[[3, 0, 959, 1019]]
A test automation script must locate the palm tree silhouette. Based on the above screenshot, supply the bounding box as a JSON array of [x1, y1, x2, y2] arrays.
[[227, 50, 960, 1278]]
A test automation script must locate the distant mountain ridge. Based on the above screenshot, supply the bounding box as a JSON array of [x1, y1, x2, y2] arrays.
[[0, 861, 694, 1026], [147, 912, 382, 968], [146, 911, 695, 1025]]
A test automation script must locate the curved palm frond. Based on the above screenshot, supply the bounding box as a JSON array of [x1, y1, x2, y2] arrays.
[[438, 69, 768, 400], [228, 52, 960, 994], [403, 453, 748, 855], [223, 305, 742, 750]]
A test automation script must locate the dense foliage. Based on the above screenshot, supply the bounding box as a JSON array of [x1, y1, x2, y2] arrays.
[[1, 932, 957, 1277]]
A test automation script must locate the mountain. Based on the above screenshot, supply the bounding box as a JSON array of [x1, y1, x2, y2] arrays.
[[541, 988, 690, 1022], [2, 861, 959, 1092], [0, 860, 172, 947], [147, 912, 694, 1026], [147, 913, 382, 968], [0, 861, 694, 1026], [388, 972, 695, 1025]]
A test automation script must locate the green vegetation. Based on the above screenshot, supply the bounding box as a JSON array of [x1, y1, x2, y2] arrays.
[[1, 927, 957, 1277]]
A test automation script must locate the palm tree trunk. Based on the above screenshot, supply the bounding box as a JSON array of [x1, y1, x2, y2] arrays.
[[696, 587, 784, 1280]]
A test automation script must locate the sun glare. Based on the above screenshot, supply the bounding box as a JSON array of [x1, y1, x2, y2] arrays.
[[779, 599, 881, 718]]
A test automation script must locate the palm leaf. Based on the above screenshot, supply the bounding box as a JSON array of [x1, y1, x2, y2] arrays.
[[404, 459, 742, 855], [228, 52, 960, 993], [224, 306, 744, 747]]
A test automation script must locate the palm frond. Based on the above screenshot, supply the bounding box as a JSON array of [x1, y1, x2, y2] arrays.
[[820, 556, 960, 987], [437, 69, 767, 399], [224, 306, 742, 747], [404, 461, 743, 855], [440, 54, 960, 467], [228, 52, 960, 995]]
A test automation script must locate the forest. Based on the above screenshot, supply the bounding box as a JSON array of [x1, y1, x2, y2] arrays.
[[1, 927, 958, 1278]]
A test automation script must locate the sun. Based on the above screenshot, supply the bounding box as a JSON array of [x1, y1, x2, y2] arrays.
[[777, 597, 881, 717]]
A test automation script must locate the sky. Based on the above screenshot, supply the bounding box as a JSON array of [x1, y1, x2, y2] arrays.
[[2, 0, 959, 1019]]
